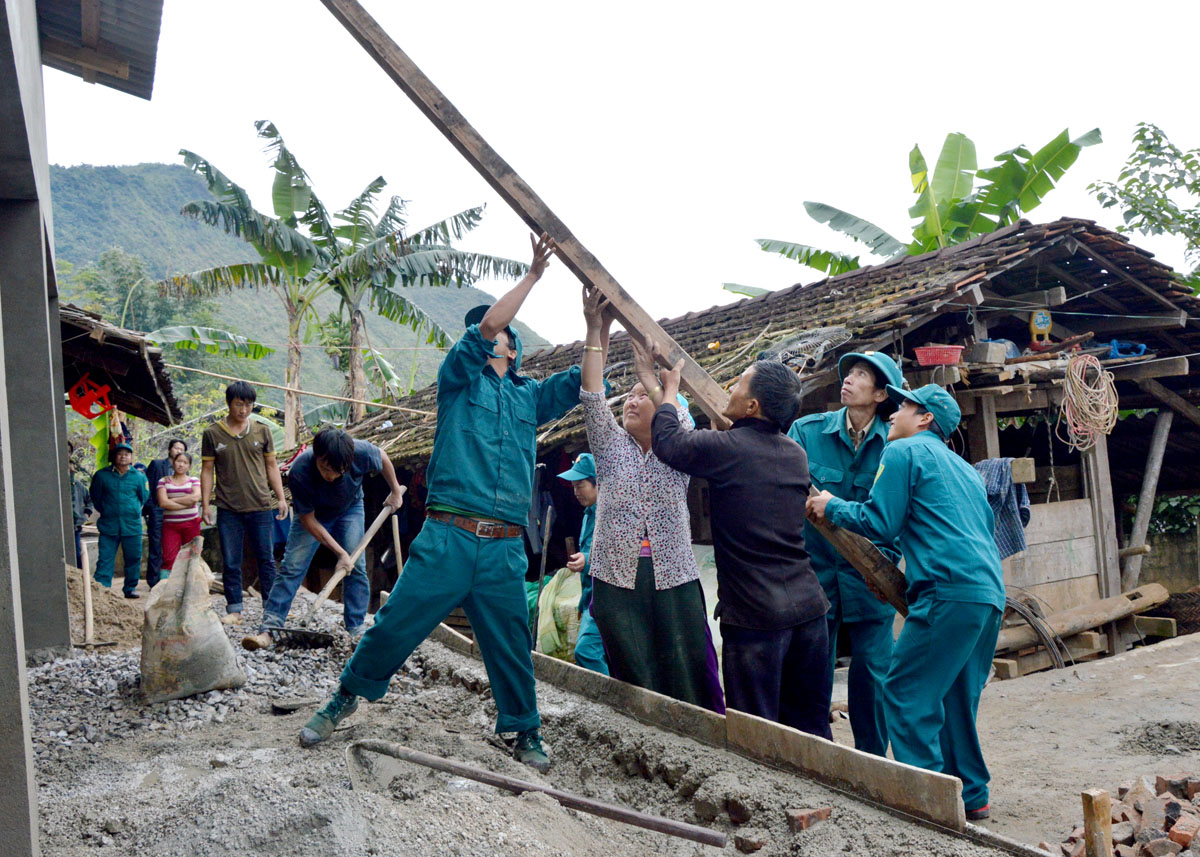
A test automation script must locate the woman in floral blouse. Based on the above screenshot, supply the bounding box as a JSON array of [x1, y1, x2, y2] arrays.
[[578, 286, 723, 712]]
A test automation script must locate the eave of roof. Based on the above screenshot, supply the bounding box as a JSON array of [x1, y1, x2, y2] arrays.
[[37, 0, 164, 100]]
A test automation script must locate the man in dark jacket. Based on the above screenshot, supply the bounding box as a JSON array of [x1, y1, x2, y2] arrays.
[[647, 351, 831, 738]]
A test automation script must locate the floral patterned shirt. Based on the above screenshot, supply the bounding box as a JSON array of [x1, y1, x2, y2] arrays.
[[580, 389, 698, 590]]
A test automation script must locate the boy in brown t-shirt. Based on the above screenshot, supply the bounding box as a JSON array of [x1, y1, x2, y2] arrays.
[[201, 381, 289, 623]]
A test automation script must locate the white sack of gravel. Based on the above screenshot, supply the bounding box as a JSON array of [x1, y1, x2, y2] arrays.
[[140, 537, 246, 702]]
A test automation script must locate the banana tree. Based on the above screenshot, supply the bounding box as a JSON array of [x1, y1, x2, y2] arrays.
[[745, 128, 1102, 288], [301, 154, 528, 421], [161, 125, 335, 447], [145, 325, 274, 359]]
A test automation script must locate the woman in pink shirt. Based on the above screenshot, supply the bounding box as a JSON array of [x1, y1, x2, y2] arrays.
[[156, 451, 202, 575]]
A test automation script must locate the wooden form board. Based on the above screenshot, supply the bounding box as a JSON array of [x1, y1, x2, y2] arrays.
[[1002, 499, 1098, 590], [321, 0, 732, 428]]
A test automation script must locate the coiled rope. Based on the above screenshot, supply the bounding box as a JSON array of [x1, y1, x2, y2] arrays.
[[1055, 352, 1118, 452]]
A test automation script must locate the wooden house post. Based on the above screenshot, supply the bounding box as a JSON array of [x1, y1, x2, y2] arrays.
[[1082, 434, 1122, 652], [1121, 409, 1173, 591]]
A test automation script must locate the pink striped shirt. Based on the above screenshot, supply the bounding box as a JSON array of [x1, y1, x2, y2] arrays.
[[158, 476, 201, 522]]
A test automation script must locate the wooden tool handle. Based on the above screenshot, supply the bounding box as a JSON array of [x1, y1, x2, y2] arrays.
[[390, 513, 404, 575], [565, 536, 577, 555], [305, 494, 405, 622], [81, 545, 94, 647]]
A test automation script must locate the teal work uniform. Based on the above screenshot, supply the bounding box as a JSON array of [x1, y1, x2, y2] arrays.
[[89, 465, 150, 595], [788, 408, 896, 756], [572, 504, 608, 674], [341, 323, 585, 734], [826, 430, 1004, 812]]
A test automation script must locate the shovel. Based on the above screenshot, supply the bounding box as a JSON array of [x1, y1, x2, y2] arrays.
[[73, 544, 115, 650], [245, 493, 403, 650]]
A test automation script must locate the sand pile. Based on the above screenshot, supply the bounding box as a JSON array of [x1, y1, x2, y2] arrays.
[[65, 564, 145, 649]]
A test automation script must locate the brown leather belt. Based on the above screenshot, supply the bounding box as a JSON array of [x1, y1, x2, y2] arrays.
[[427, 510, 524, 539]]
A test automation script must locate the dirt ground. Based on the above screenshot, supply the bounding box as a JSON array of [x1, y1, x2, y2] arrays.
[[31, 577, 1200, 856]]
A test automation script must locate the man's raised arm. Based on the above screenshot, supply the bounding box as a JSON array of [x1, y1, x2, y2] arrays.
[[479, 233, 555, 341]]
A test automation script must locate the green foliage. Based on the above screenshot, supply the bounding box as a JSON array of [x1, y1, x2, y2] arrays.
[[1126, 493, 1200, 535], [756, 128, 1102, 281], [145, 325, 274, 359], [722, 282, 770, 297], [1089, 122, 1200, 294]]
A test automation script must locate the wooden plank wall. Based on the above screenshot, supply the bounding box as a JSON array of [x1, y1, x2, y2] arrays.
[[1002, 499, 1102, 613]]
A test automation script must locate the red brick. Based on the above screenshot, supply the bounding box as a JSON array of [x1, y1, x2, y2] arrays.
[[734, 832, 768, 853], [1113, 821, 1137, 845], [1158, 775, 1190, 800], [1186, 778, 1200, 801], [1116, 846, 1138, 857], [1168, 814, 1198, 848], [1068, 826, 1085, 841], [1037, 842, 1055, 855], [786, 807, 832, 832], [1066, 840, 1085, 857], [1142, 799, 1169, 834]]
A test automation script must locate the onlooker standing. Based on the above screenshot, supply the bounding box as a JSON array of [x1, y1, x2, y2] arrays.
[[157, 451, 202, 574], [201, 381, 289, 624], [68, 447, 93, 569], [143, 438, 187, 588], [556, 453, 607, 675], [649, 350, 832, 738], [246, 427, 405, 647], [788, 352, 903, 755], [90, 442, 150, 598]]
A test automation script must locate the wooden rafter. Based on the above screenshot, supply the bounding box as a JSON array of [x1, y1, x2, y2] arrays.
[[81, 0, 101, 82], [1065, 238, 1182, 312], [41, 37, 129, 80], [1138, 378, 1200, 429]]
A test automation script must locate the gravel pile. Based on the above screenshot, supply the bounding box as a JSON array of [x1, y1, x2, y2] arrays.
[[1122, 722, 1200, 756]]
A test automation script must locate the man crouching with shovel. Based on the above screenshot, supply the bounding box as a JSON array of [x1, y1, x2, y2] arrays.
[[298, 234, 586, 774], [243, 426, 406, 650]]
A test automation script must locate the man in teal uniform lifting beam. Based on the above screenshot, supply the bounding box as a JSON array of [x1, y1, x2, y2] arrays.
[[299, 234, 587, 773], [788, 351, 903, 756], [807, 384, 1004, 821]]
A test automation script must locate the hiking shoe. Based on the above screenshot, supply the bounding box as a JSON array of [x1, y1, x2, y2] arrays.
[[123, 592, 140, 599], [298, 686, 358, 748], [512, 729, 550, 773], [965, 803, 991, 821], [242, 631, 273, 651], [221, 613, 242, 626]]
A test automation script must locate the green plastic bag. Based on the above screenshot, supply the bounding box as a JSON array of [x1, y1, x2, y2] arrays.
[[534, 568, 582, 661]]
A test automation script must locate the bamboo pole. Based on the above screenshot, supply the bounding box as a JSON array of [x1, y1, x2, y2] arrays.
[[161, 363, 433, 416], [1121, 408, 1173, 591]]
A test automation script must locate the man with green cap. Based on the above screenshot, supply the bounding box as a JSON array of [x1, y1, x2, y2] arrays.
[[299, 234, 587, 774], [788, 351, 902, 756], [89, 442, 151, 598], [807, 384, 1004, 821], [557, 452, 607, 675]]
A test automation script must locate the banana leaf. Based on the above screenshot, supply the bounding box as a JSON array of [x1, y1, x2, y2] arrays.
[[145, 325, 274, 359]]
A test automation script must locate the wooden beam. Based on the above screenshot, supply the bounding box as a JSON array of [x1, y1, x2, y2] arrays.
[[1134, 615, 1176, 638], [1121, 408, 1172, 591], [994, 583, 1169, 653], [1067, 239, 1182, 313], [967, 396, 999, 462], [320, 0, 732, 427], [1087, 309, 1187, 334], [1110, 356, 1189, 382], [806, 488, 907, 616], [1011, 457, 1036, 484], [80, 0, 101, 83], [1081, 789, 1115, 857], [980, 285, 1067, 311], [40, 37, 129, 79], [1138, 378, 1200, 429]]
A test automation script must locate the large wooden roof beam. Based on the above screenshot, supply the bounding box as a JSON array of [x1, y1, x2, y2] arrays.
[[1065, 238, 1183, 313], [1138, 378, 1200, 429], [1087, 310, 1187, 334], [320, 0, 732, 427]]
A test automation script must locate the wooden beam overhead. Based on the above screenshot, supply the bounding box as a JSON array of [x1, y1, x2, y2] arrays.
[[320, 0, 733, 426], [981, 285, 1067, 308], [1086, 309, 1187, 334], [1066, 238, 1182, 313], [80, 0, 101, 83], [40, 37, 129, 80], [1110, 356, 1189, 383], [1137, 378, 1200, 429]]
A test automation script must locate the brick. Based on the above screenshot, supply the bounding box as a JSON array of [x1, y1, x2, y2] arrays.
[[1187, 779, 1200, 801], [734, 831, 768, 853], [1168, 801, 1187, 830], [1067, 840, 1086, 857], [1114, 822, 1138, 845], [1171, 816, 1200, 849], [1114, 802, 1137, 823], [1117, 846, 1138, 857], [1130, 779, 1161, 811], [1144, 800, 1170, 834], [1160, 776, 1191, 800], [1037, 842, 1056, 855], [786, 807, 832, 832], [1069, 826, 1085, 841], [1142, 839, 1182, 856]]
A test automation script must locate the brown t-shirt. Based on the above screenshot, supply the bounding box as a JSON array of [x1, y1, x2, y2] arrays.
[[201, 420, 276, 513]]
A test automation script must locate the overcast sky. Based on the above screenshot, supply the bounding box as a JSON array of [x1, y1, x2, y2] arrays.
[[43, 0, 1200, 344]]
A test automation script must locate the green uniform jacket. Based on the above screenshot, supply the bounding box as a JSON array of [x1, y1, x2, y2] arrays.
[[89, 466, 149, 538], [577, 503, 595, 613], [426, 323, 584, 526], [825, 431, 1005, 610], [788, 409, 897, 623]]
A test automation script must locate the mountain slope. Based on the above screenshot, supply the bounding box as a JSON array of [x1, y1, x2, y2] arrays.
[[49, 162, 546, 412]]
